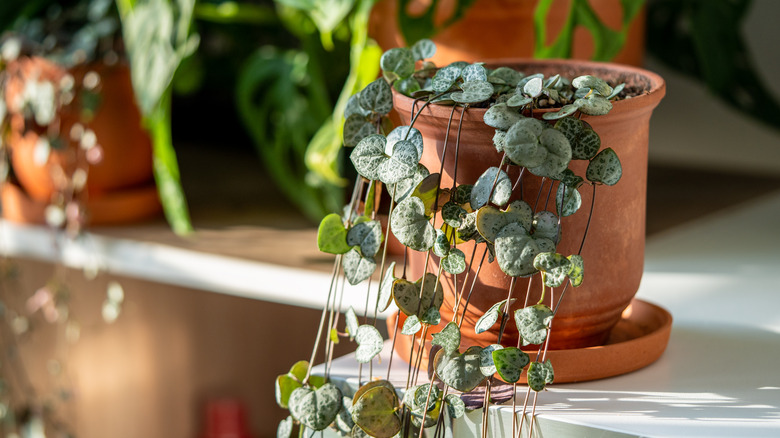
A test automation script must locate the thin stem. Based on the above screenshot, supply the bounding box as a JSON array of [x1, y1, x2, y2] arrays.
[[457, 246, 489, 329], [497, 277, 518, 344], [303, 255, 342, 385], [373, 186, 398, 325], [451, 105, 467, 187], [386, 313, 401, 381], [451, 243, 478, 322]]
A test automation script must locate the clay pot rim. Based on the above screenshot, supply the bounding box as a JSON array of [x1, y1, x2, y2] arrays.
[[393, 58, 666, 122]]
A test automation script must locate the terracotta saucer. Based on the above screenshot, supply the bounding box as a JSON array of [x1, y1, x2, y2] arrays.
[[1, 181, 161, 226], [388, 298, 672, 384]]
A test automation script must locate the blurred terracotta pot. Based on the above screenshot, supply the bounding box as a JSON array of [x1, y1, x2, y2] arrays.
[[391, 59, 665, 364], [370, 0, 646, 66]]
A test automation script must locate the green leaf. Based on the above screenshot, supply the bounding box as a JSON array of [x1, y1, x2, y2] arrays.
[[488, 67, 524, 87], [347, 220, 383, 257], [474, 299, 516, 334], [451, 184, 473, 206], [288, 383, 342, 431], [402, 314, 422, 335], [451, 80, 494, 104], [484, 103, 523, 130], [432, 64, 463, 93], [344, 114, 374, 148], [479, 344, 504, 376], [330, 328, 340, 344], [390, 197, 435, 252], [527, 359, 554, 392], [359, 78, 393, 115], [317, 214, 351, 254], [507, 94, 534, 108], [391, 273, 443, 318], [442, 202, 467, 228], [350, 134, 387, 181], [275, 374, 301, 409], [411, 383, 442, 412], [387, 164, 429, 203], [470, 167, 512, 209], [462, 63, 488, 82], [410, 173, 444, 216], [288, 360, 309, 381], [572, 75, 613, 96], [435, 346, 487, 392], [352, 385, 401, 438], [556, 183, 581, 217], [433, 229, 450, 258], [377, 262, 397, 312], [277, 415, 293, 438], [567, 254, 584, 287], [378, 139, 419, 184], [571, 128, 601, 160], [515, 304, 553, 346], [527, 128, 573, 178], [385, 125, 424, 159], [495, 223, 552, 277], [475, 201, 534, 243], [355, 325, 384, 363], [441, 248, 467, 274], [335, 396, 355, 434], [431, 322, 460, 356], [444, 393, 466, 419], [533, 252, 572, 288], [420, 307, 441, 325], [523, 76, 543, 98], [575, 95, 613, 116], [411, 38, 436, 61], [345, 307, 359, 340], [532, 211, 560, 243], [493, 347, 530, 383], [343, 249, 377, 285], [380, 48, 415, 79], [586, 148, 622, 185], [503, 118, 547, 168]]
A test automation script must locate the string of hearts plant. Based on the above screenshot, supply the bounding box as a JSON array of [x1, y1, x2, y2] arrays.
[[275, 40, 627, 438]]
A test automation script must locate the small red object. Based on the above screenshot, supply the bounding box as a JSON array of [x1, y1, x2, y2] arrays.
[[201, 398, 253, 438]]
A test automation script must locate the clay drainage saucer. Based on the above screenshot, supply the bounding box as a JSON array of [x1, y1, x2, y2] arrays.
[[388, 298, 672, 384]]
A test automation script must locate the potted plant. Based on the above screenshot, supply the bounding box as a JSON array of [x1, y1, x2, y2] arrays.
[[274, 39, 667, 436]]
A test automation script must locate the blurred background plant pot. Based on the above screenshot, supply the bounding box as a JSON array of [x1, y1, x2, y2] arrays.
[[391, 58, 665, 366], [2, 56, 160, 225], [369, 0, 646, 66]]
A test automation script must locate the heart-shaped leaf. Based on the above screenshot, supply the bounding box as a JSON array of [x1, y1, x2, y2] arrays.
[[378, 139, 419, 184], [344, 114, 375, 147], [451, 80, 494, 104], [534, 252, 571, 288], [442, 201, 467, 228], [275, 374, 301, 409], [345, 307, 359, 340], [385, 125, 424, 159], [488, 67, 523, 87], [432, 64, 463, 93], [476, 200, 533, 243], [542, 103, 579, 120], [567, 254, 584, 287], [556, 183, 581, 217], [484, 103, 523, 130], [431, 321, 460, 356], [474, 298, 516, 334], [517, 73, 544, 93], [495, 223, 551, 277], [277, 415, 293, 438], [347, 220, 383, 257], [376, 262, 397, 312], [345, 94, 371, 119], [409, 383, 441, 413], [435, 346, 488, 392], [523, 76, 543, 98], [317, 213, 350, 254], [471, 167, 512, 209], [380, 48, 414, 79], [390, 197, 435, 251], [352, 385, 401, 438], [572, 75, 613, 96], [504, 118, 547, 168], [335, 396, 355, 434], [515, 304, 553, 346], [441, 248, 466, 274], [571, 128, 601, 160], [402, 314, 422, 335], [493, 347, 530, 383], [462, 63, 488, 82], [575, 95, 613, 116], [527, 128, 572, 178], [527, 359, 554, 392], [355, 325, 383, 363], [433, 229, 450, 258], [587, 147, 622, 185], [351, 135, 386, 181], [411, 38, 436, 60], [392, 273, 443, 318], [359, 78, 393, 116], [289, 383, 342, 431], [387, 164, 429, 203], [478, 344, 504, 376], [410, 173, 445, 216], [444, 393, 466, 419], [343, 249, 376, 285], [420, 307, 441, 325], [507, 94, 534, 108], [532, 211, 560, 243]]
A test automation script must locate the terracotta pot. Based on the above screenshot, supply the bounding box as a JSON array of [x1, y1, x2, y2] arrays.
[[391, 59, 665, 364], [4, 57, 154, 201], [370, 0, 646, 66]]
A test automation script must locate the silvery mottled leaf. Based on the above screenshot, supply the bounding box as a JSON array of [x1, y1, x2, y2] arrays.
[[507, 94, 533, 108], [435, 346, 487, 392], [542, 104, 579, 120], [431, 321, 460, 356], [345, 307, 359, 340], [402, 314, 422, 335], [420, 307, 441, 325], [527, 360, 554, 392], [387, 164, 429, 203], [380, 47, 415, 79], [493, 129, 507, 152], [492, 347, 530, 383], [474, 298, 515, 335], [411, 173, 445, 216], [575, 95, 613, 116], [378, 139, 419, 184], [451, 184, 473, 206], [488, 67, 523, 87], [411, 38, 436, 61], [441, 248, 466, 274], [347, 220, 383, 257], [350, 134, 387, 181], [392, 273, 443, 318], [484, 103, 522, 130], [516, 73, 544, 92], [470, 167, 512, 209], [571, 128, 601, 160], [345, 94, 371, 118], [514, 304, 553, 346], [393, 76, 421, 96], [343, 249, 377, 285], [277, 416, 293, 438], [476, 200, 533, 243], [533, 252, 572, 288], [494, 223, 539, 277], [556, 183, 581, 217], [317, 213, 351, 254], [288, 383, 342, 431], [607, 82, 625, 100], [444, 393, 466, 419], [504, 118, 547, 168], [461, 63, 487, 82], [451, 80, 494, 104], [355, 325, 384, 363], [523, 76, 543, 98], [532, 211, 559, 242], [568, 254, 584, 287], [479, 344, 504, 376], [390, 197, 435, 251], [572, 75, 613, 96], [352, 385, 401, 438], [335, 397, 355, 434], [586, 148, 622, 185], [442, 202, 466, 228], [433, 229, 450, 257], [377, 262, 397, 312], [432, 64, 463, 93], [527, 128, 572, 178], [359, 78, 393, 116], [385, 125, 424, 159]]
